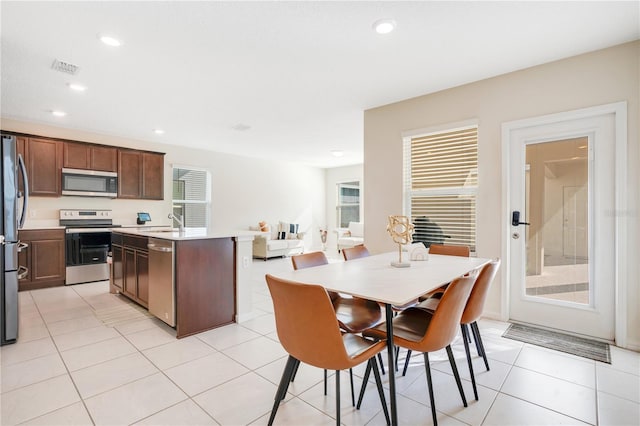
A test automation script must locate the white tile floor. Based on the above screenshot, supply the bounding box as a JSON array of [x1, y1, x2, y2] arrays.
[[1, 255, 639, 425]]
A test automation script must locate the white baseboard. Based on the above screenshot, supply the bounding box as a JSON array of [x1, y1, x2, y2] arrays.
[[481, 310, 503, 322], [235, 311, 258, 323], [621, 337, 640, 352]]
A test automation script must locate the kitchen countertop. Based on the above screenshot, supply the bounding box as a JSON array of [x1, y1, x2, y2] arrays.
[[112, 227, 260, 241]]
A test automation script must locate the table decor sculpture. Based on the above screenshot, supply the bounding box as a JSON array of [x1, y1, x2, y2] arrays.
[[387, 215, 415, 268], [409, 242, 429, 261]]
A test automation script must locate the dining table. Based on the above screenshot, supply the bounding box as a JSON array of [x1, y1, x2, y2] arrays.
[[271, 251, 491, 425]]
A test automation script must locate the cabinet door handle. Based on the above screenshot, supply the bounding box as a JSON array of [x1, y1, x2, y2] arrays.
[[17, 241, 28, 252]]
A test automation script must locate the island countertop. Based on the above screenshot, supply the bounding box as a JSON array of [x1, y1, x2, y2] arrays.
[[112, 227, 259, 241]]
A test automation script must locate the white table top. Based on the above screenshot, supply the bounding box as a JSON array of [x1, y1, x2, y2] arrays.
[[272, 252, 491, 307]]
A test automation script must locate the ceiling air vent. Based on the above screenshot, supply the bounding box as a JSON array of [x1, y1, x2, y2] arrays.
[[51, 59, 80, 75]]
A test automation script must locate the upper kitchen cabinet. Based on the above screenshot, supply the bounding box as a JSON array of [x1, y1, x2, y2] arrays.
[[118, 149, 164, 200], [27, 137, 62, 196], [63, 141, 117, 172], [142, 152, 164, 200]]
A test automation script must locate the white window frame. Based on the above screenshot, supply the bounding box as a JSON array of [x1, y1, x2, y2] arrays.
[[336, 180, 361, 228], [171, 164, 212, 228]]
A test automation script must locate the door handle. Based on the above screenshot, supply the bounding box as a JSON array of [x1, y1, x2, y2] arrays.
[[17, 266, 28, 280], [512, 211, 530, 226]]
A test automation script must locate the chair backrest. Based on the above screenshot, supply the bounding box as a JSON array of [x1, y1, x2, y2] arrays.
[[291, 251, 328, 270], [461, 259, 501, 324], [291, 251, 339, 301], [417, 275, 475, 352], [428, 244, 470, 257], [265, 274, 352, 370], [342, 244, 370, 261]]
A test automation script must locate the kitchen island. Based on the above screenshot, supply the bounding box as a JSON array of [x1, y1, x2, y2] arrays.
[[111, 228, 256, 338]]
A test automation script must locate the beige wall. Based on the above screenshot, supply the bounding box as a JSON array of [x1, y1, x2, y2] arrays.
[[0, 118, 326, 249], [363, 41, 639, 348]]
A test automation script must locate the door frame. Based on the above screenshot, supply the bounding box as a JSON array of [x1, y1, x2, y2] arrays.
[[501, 101, 628, 345]]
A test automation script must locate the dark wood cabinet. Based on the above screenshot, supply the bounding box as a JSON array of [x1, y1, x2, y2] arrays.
[[112, 234, 149, 308], [27, 138, 62, 196], [111, 244, 123, 291], [118, 150, 142, 199], [4, 132, 163, 200], [118, 150, 164, 200], [175, 238, 235, 337], [18, 229, 65, 291], [63, 142, 117, 172], [142, 152, 164, 200]]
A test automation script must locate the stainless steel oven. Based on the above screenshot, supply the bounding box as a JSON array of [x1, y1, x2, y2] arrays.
[[60, 209, 120, 285]]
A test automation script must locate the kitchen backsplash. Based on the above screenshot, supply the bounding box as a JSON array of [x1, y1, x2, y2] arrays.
[[24, 196, 171, 228]]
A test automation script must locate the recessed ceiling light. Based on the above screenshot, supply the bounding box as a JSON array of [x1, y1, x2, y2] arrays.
[[372, 19, 396, 34], [99, 34, 122, 47], [67, 83, 87, 92], [153, 129, 165, 135], [331, 150, 344, 157], [51, 110, 67, 117]]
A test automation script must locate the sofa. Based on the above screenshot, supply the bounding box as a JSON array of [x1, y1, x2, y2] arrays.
[[336, 221, 364, 251], [250, 221, 305, 260]]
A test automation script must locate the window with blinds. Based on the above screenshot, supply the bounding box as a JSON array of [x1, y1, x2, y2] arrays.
[[404, 126, 477, 252], [172, 167, 210, 228]]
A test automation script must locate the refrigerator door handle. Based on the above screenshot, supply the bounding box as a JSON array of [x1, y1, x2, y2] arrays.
[[17, 153, 29, 229]]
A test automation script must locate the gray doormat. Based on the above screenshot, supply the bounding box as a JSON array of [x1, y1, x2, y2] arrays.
[[502, 323, 611, 364]]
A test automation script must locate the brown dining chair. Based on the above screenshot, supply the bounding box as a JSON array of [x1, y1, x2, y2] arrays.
[[265, 274, 389, 426], [341, 244, 414, 372], [291, 251, 382, 404], [360, 275, 476, 426], [341, 244, 370, 261], [428, 243, 471, 257]]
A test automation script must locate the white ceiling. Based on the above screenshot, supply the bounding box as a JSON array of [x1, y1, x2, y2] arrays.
[[1, 1, 638, 168]]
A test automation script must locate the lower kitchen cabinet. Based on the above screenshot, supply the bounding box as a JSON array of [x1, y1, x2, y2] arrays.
[[18, 229, 65, 291], [111, 234, 149, 307]]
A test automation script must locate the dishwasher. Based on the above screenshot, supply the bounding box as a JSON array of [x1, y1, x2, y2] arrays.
[[148, 238, 176, 327]]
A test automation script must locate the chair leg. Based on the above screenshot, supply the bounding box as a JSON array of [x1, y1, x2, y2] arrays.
[[350, 368, 355, 407], [324, 369, 328, 395], [395, 346, 400, 371], [446, 345, 467, 407], [268, 355, 298, 426], [423, 352, 438, 426], [356, 360, 372, 409], [471, 321, 490, 371], [290, 359, 301, 382], [402, 349, 412, 376], [335, 370, 341, 425], [378, 352, 386, 375], [461, 324, 478, 401], [282, 358, 300, 400], [371, 356, 391, 425], [465, 323, 473, 344]]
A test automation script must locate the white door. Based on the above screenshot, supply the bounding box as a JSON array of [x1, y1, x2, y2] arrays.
[[505, 107, 620, 341]]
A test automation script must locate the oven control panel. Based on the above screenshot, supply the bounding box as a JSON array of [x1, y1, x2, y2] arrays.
[[59, 209, 113, 220]]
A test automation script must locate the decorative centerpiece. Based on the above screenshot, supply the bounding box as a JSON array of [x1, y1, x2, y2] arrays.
[[319, 228, 328, 251], [387, 215, 414, 268]]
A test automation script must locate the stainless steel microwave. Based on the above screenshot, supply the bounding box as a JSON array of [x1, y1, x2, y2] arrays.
[[61, 168, 118, 198]]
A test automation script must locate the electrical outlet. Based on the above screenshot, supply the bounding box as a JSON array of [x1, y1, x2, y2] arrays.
[[30, 209, 36, 218], [243, 256, 250, 268]]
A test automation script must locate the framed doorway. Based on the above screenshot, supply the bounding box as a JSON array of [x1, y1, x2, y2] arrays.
[[502, 102, 627, 343]]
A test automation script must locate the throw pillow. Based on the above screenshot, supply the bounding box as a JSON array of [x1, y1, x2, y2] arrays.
[[278, 222, 300, 240], [258, 221, 270, 232]]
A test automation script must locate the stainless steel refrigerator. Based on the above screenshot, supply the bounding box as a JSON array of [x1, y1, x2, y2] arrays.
[[1, 134, 29, 346]]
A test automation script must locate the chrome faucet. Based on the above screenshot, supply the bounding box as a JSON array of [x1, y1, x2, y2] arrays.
[[168, 213, 185, 232]]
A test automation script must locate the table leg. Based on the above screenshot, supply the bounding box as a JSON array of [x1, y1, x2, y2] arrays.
[[385, 303, 398, 426]]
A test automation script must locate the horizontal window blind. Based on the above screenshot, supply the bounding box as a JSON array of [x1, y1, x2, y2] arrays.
[[405, 126, 478, 252], [172, 167, 210, 228]]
